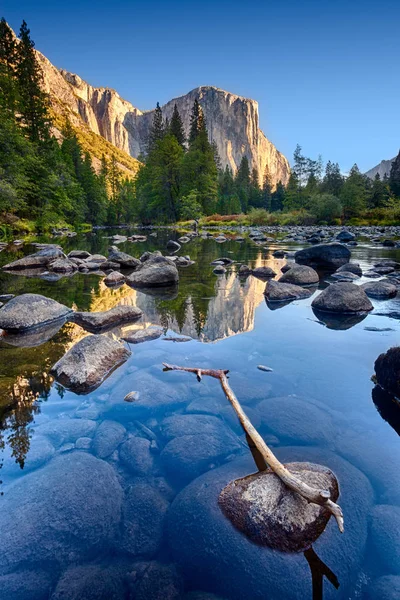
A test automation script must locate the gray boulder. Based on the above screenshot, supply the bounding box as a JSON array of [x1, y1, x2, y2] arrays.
[[264, 280, 312, 303], [34, 418, 97, 448], [295, 243, 351, 269], [2, 247, 65, 270], [160, 414, 238, 442], [374, 346, 400, 397], [311, 282, 373, 314], [336, 230, 355, 242], [119, 436, 155, 475], [0, 293, 73, 333], [251, 266, 276, 279], [122, 326, 163, 344], [49, 258, 77, 273], [370, 505, 400, 574], [167, 448, 373, 600], [362, 281, 398, 299], [126, 255, 179, 288], [331, 271, 360, 282], [51, 564, 125, 600], [120, 483, 169, 557], [104, 271, 126, 286], [0, 452, 123, 575], [219, 462, 338, 552], [92, 420, 126, 458], [73, 306, 142, 333], [279, 264, 319, 285], [68, 250, 91, 259], [336, 262, 362, 276], [0, 570, 52, 600], [166, 240, 181, 251], [51, 335, 131, 394], [108, 246, 141, 268]]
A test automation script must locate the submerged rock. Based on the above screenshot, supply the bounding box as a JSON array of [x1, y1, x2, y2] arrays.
[[51, 335, 131, 394], [370, 505, 400, 574], [279, 264, 319, 285], [366, 576, 400, 600], [264, 280, 312, 303], [0, 570, 52, 600], [122, 327, 163, 344], [0, 452, 123, 575], [374, 346, 400, 398], [295, 243, 350, 270], [127, 255, 179, 288], [128, 561, 184, 600], [73, 306, 142, 333], [219, 462, 338, 552], [362, 281, 397, 299], [0, 293, 73, 333], [92, 420, 126, 459], [311, 282, 373, 314], [119, 436, 155, 475], [51, 564, 126, 600]]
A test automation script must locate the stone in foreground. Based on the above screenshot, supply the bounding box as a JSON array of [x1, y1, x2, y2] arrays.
[[219, 462, 338, 552], [312, 282, 373, 314], [265, 280, 312, 303], [2, 247, 64, 270], [362, 281, 398, 299], [122, 327, 163, 344], [126, 255, 179, 288], [374, 346, 400, 398], [73, 305, 142, 332], [51, 334, 131, 393], [295, 243, 350, 270], [279, 264, 319, 285], [0, 293, 73, 333], [251, 266, 276, 279]]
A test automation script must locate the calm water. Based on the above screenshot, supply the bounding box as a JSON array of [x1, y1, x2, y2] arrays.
[[0, 228, 399, 600]]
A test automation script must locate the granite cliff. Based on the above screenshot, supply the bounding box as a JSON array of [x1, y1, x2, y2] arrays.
[[365, 157, 395, 180], [36, 49, 289, 185]]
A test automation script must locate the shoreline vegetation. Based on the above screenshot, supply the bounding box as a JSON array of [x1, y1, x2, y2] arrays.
[[1, 19, 400, 239]]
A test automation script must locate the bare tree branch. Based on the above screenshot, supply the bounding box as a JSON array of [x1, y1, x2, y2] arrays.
[[163, 363, 344, 533]]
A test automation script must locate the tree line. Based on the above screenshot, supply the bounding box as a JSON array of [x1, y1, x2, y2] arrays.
[[0, 18, 135, 230]]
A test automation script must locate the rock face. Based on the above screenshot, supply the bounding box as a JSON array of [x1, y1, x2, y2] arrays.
[[312, 282, 373, 314], [295, 243, 351, 270], [126, 255, 179, 288], [219, 462, 339, 552], [0, 452, 123, 575], [73, 305, 142, 332], [51, 334, 131, 393], [365, 157, 395, 180], [264, 280, 312, 303], [0, 293, 73, 333], [34, 37, 290, 187], [374, 346, 400, 398]]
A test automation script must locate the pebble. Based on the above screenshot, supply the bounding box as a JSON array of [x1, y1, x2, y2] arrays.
[[124, 391, 140, 402], [257, 365, 273, 372]]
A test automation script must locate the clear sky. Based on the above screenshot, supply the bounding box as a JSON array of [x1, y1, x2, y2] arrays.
[[2, 0, 400, 172]]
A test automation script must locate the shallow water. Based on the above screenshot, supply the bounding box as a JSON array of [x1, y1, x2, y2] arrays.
[[0, 228, 399, 599]]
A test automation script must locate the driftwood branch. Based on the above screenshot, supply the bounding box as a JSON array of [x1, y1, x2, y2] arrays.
[[163, 363, 344, 533]]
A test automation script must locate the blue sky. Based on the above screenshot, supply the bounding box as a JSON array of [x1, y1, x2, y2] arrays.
[[2, 0, 400, 172]]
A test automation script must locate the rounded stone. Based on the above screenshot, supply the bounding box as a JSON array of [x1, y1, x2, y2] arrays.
[[362, 281, 397, 299], [92, 420, 126, 458], [279, 264, 319, 285], [119, 436, 154, 475], [311, 282, 373, 314]]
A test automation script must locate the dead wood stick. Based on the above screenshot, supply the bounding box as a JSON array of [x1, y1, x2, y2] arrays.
[[163, 363, 344, 533]]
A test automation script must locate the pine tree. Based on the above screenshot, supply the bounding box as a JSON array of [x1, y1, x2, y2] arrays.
[[389, 151, 400, 197], [147, 102, 164, 154], [249, 167, 262, 208], [108, 154, 120, 201], [189, 99, 202, 145], [322, 161, 343, 196], [271, 181, 285, 212], [169, 104, 186, 148], [369, 173, 390, 208], [262, 164, 273, 211], [340, 164, 369, 218], [0, 18, 18, 115], [15, 20, 50, 142], [235, 156, 251, 212]]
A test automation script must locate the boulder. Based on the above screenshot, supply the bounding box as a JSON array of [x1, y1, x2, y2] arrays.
[[272, 249, 285, 258], [51, 335, 131, 394], [160, 414, 238, 443], [49, 258, 77, 273], [336, 262, 362, 276], [0, 452, 123, 575], [108, 246, 141, 268], [0, 570, 52, 600], [295, 243, 351, 270], [251, 266, 276, 279], [331, 271, 360, 282], [119, 436, 155, 475], [167, 448, 373, 600], [362, 281, 397, 299], [34, 419, 97, 448], [2, 247, 65, 270], [122, 327, 163, 344], [128, 562, 183, 600], [126, 255, 179, 288], [279, 264, 319, 285], [374, 266, 395, 275], [166, 240, 181, 251], [311, 282, 373, 314], [264, 280, 312, 303], [0, 293, 73, 333], [213, 266, 226, 275], [238, 264, 252, 276], [68, 250, 91, 259], [51, 565, 125, 600], [104, 271, 126, 286], [374, 346, 400, 397], [92, 420, 126, 459], [73, 306, 142, 333], [219, 462, 338, 552], [120, 483, 169, 557], [370, 505, 400, 574], [140, 250, 162, 262], [336, 230, 355, 242]]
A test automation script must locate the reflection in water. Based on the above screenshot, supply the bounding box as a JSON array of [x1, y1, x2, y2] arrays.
[[304, 547, 340, 600], [311, 308, 368, 331], [372, 384, 400, 436]]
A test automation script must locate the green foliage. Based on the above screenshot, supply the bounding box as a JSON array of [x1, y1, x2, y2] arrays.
[[169, 104, 186, 148], [309, 193, 343, 224], [179, 190, 203, 220], [389, 150, 400, 197]]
